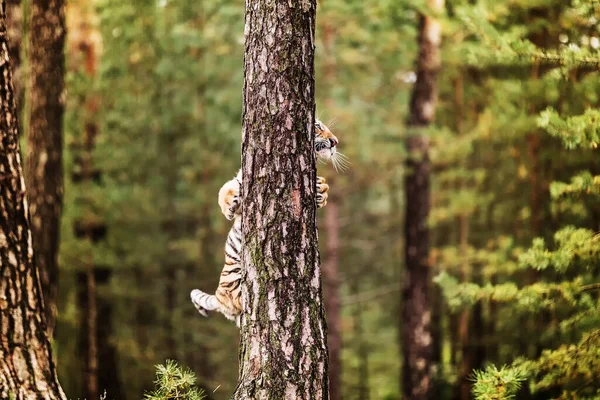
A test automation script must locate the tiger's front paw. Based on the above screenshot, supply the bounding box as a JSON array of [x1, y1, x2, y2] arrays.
[[316, 176, 329, 209], [224, 193, 241, 220], [219, 180, 241, 220]]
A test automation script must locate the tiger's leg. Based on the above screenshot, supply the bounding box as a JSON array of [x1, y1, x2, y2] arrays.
[[218, 171, 242, 220], [190, 291, 240, 322], [191, 218, 243, 323], [190, 263, 242, 323], [317, 176, 329, 209], [190, 260, 242, 322], [190, 289, 218, 317]]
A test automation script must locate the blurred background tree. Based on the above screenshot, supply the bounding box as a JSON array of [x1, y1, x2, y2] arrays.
[[7, 0, 598, 398]]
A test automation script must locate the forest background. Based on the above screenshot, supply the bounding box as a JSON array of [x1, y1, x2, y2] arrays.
[[9, 0, 599, 399]]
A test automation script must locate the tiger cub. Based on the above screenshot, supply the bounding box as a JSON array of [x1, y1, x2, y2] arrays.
[[190, 120, 341, 326]]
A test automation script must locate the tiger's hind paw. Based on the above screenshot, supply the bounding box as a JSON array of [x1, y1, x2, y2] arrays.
[[190, 289, 209, 317]]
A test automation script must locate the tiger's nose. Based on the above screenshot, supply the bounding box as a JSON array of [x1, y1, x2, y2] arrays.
[[329, 138, 338, 147]]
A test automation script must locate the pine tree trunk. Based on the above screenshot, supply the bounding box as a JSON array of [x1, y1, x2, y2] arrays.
[[232, 0, 328, 398], [5, 0, 22, 110], [25, 0, 66, 338], [321, 10, 342, 400], [77, 269, 99, 400], [0, 1, 66, 397], [402, 0, 443, 398], [324, 201, 341, 400], [96, 269, 124, 399], [352, 283, 369, 400], [456, 214, 472, 400]]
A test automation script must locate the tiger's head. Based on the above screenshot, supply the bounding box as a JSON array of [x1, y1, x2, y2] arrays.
[[315, 119, 349, 171]]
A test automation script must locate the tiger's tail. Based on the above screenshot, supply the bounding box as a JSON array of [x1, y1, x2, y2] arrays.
[[190, 289, 219, 317]]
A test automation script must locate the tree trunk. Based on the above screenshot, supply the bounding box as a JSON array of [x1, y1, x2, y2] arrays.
[[402, 0, 443, 399], [232, 0, 328, 398], [5, 0, 22, 111], [77, 270, 98, 400], [352, 283, 369, 400], [321, 8, 342, 400], [324, 201, 341, 400], [25, 0, 66, 338], [69, 21, 109, 398], [96, 269, 124, 399], [0, 1, 66, 397], [456, 214, 472, 400]]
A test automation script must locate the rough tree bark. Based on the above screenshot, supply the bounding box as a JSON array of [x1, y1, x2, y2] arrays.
[[402, 0, 443, 399], [0, 1, 66, 397], [25, 0, 66, 338], [232, 0, 329, 398]]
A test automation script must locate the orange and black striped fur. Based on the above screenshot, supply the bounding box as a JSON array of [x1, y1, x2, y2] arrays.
[[190, 120, 342, 326]]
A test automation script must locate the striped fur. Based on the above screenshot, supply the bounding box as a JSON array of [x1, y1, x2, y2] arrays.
[[191, 120, 338, 325]]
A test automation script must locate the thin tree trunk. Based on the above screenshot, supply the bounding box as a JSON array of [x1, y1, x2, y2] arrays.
[[161, 128, 178, 361], [25, 0, 66, 338], [351, 282, 369, 400], [402, 0, 443, 398], [324, 201, 341, 400], [232, 0, 328, 398], [321, 8, 342, 400], [72, 30, 104, 399], [471, 296, 485, 374], [77, 269, 98, 400], [0, 1, 66, 396], [5, 0, 22, 110], [456, 214, 472, 400], [189, 204, 215, 396], [96, 269, 124, 399]]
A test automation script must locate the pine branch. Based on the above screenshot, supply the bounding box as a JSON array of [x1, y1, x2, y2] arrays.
[[550, 172, 600, 199], [472, 331, 600, 398], [520, 330, 600, 394], [518, 227, 600, 273], [454, 5, 600, 70], [435, 271, 597, 313], [144, 360, 206, 400], [471, 365, 526, 400], [538, 108, 600, 150]]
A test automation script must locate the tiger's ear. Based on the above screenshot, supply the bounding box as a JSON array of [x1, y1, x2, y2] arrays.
[[316, 122, 335, 140], [314, 121, 321, 132]]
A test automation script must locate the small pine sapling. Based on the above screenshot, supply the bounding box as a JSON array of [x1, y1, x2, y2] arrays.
[[145, 360, 206, 400]]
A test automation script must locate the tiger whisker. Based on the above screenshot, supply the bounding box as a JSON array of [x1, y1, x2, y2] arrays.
[[332, 152, 350, 172]]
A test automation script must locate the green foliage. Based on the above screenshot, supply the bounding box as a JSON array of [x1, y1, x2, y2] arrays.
[[518, 227, 600, 273], [145, 360, 206, 400], [436, 271, 591, 313], [434, 0, 600, 398], [550, 172, 600, 199], [53, 0, 600, 398], [471, 365, 526, 400], [451, 2, 600, 70], [538, 108, 600, 150], [519, 330, 600, 395]]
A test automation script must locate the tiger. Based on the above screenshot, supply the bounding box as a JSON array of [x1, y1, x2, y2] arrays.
[[190, 119, 347, 326]]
